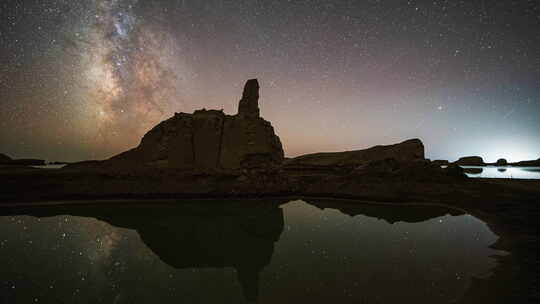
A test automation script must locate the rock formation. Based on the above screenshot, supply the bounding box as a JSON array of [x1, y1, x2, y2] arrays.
[[432, 159, 449, 166], [284, 139, 425, 170], [11, 159, 46, 166], [71, 79, 284, 171], [237, 79, 260, 118], [0, 153, 12, 164], [24, 79, 469, 202], [496, 158, 508, 166], [0, 153, 45, 166], [454, 156, 484, 166], [511, 158, 540, 167]]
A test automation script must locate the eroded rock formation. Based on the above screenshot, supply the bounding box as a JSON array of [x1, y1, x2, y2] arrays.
[[432, 159, 449, 166], [454, 156, 484, 166], [0, 153, 45, 166], [510, 158, 540, 167], [284, 139, 425, 170], [237, 78, 260, 118], [496, 158, 508, 166], [73, 79, 284, 171], [0, 153, 12, 164], [40, 79, 471, 202]]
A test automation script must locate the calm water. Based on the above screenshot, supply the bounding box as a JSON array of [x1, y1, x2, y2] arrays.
[[462, 166, 540, 179], [0, 200, 506, 303], [31, 164, 67, 169]]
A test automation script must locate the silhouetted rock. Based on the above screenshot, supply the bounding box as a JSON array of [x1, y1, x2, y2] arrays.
[[495, 158, 507, 166], [49, 161, 70, 165], [454, 156, 484, 166], [432, 159, 449, 166], [5, 79, 475, 202], [511, 158, 540, 167], [8, 158, 45, 166], [351, 159, 466, 181], [284, 139, 424, 170], [0, 154, 44, 166], [0, 153, 12, 164], [352, 158, 401, 177], [237, 79, 260, 118], [66, 79, 284, 171]]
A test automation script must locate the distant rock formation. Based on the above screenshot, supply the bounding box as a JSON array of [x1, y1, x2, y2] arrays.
[[47, 161, 70, 165], [496, 158, 508, 166], [454, 156, 484, 166], [0, 153, 12, 164], [280, 139, 467, 182], [0, 153, 45, 166], [71, 79, 284, 171], [432, 159, 449, 166], [511, 158, 540, 167], [10, 159, 46, 166], [284, 139, 424, 170]]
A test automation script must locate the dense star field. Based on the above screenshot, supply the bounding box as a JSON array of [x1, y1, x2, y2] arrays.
[[0, 0, 539, 162]]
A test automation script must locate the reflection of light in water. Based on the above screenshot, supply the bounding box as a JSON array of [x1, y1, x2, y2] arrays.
[[463, 166, 540, 179]]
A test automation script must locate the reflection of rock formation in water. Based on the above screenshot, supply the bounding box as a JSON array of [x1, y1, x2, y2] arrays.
[[463, 167, 483, 174], [454, 156, 485, 166], [7, 202, 284, 302], [102, 206, 284, 302], [306, 200, 464, 224], [497, 168, 507, 172]]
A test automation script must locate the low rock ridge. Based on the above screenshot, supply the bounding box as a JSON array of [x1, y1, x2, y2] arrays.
[[449, 156, 540, 167], [510, 158, 540, 167], [283, 139, 424, 171], [0, 153, 45, 166], [453, 156, 485, 166]]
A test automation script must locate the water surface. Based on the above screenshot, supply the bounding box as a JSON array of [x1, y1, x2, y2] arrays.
[[0, 200, 506, 303], [462, 166, 540, 179]]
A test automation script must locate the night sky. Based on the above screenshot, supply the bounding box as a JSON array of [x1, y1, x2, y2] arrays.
[[1, 0, 539, 162]]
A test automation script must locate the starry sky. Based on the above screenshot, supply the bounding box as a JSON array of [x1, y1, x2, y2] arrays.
[[1, 0, 539, 162]]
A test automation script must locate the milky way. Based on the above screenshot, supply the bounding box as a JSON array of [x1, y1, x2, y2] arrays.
[[73, 0, 187, 154], [0, 1, 539, 162]]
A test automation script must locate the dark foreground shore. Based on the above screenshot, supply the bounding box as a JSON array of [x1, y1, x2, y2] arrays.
[[0, 166, 539, 302]]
